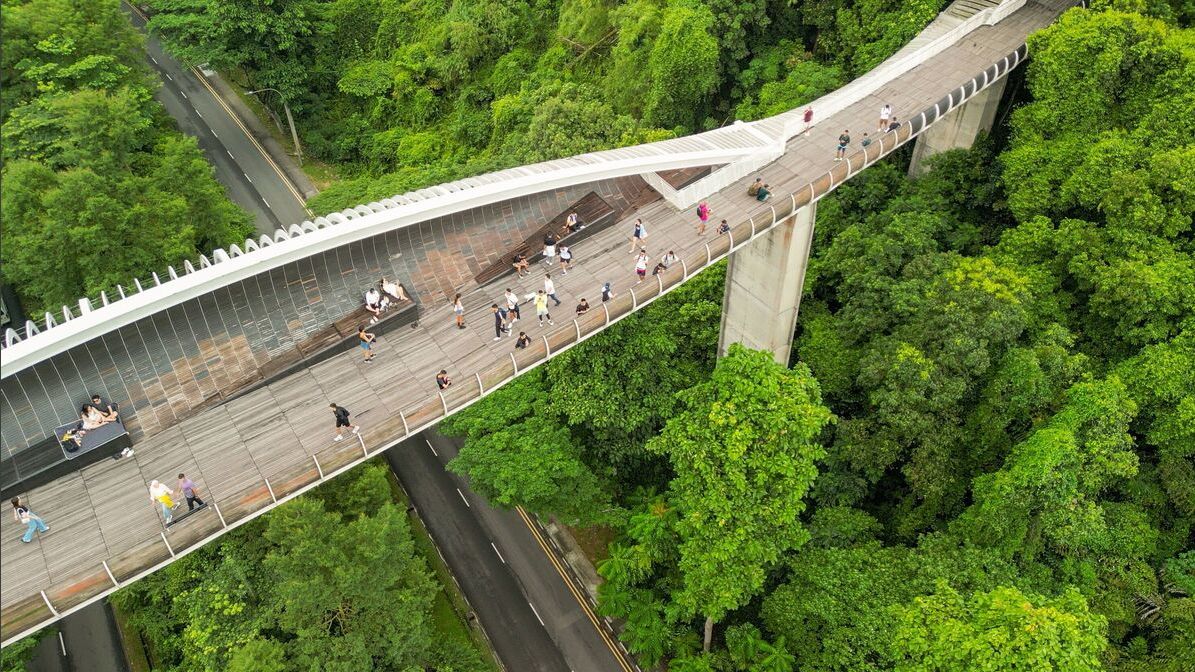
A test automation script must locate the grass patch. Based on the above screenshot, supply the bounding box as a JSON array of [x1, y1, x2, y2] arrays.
[[564, 523, 618, 567], [109, 601, 152, 672], [381, 461, 502, 672]]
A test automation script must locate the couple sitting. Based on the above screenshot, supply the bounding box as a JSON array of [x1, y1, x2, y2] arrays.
[[747, 177, 771, 202], [365, 277, 408, 322]]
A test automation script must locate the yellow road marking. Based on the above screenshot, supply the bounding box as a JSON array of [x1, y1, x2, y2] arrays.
[[515, 506, 636, 672], [126, 2, 312, 216]]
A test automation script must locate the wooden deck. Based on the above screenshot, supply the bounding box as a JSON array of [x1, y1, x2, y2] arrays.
[[0, 0, 1070, 645]]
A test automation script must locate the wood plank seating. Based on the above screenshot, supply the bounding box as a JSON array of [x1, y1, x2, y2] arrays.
[[473, 191, 616, 286], [1, 291, 418, 499]]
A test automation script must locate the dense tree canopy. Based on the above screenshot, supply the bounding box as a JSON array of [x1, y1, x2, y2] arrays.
[[0, 0, 253, 317]]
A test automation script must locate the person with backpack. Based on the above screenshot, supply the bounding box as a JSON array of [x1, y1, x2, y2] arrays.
[[601, 282, 617, 303], [11, 497, 49, 543], [330, 403, 360, 442], [543, 232, 558, 266], [504, 289, 521, 322]]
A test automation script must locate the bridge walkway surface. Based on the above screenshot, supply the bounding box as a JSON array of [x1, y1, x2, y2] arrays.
[[0, 0, 1072, 646]]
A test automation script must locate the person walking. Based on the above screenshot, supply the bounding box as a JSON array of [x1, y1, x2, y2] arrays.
[[635, 249, 650, 284], [576, 298, 590, 315], [436, 370, 452, 390], [11, 497, 48, 543], [835, 130, 851, 161], [491, 304, 506, 341], [358, 325, 376, 363], [504, 289, 521, 322], [558, 245, 573, 274], [535, 290, 554, 326], [515, 331, 531, 349], [176, 474, 206, 511], [629, 219, 647, 253], [661, 250, 678, 268], [879, 104, 892, 132], [330, 403, 360, 442], [544, 274, 562, 306], [543, 232, 558, 266], [149, 480, 179, 525], [601, 282, 616, 303], [802, 106, 814, 136], [696, 202, 711, 234], [453, 294, 465, 329]]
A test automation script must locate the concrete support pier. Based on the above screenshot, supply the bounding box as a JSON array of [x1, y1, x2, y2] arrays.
[[717, 203, 817, 366], [908, 77, 1007, 176]]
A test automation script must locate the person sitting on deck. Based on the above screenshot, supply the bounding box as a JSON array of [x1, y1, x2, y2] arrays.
[[364, 288, 383, 323], [748, 177, 771, 202], [563, 212, 582, 235], [887, 118, 901, 132], [79, 404, 113, 430], [436, 370, 452, 390], [511, 253, 530, 276], [380, 277, 407, 303], [576, 299, 590, 315], [90, 394, 119, 423]]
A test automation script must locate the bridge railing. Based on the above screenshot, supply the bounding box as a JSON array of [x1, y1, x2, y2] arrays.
[[672, 0, 1029, 208], [1, 40, 1037, 643], [0, 0, 1038, 363]]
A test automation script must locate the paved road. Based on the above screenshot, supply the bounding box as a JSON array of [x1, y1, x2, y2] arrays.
[[387, 429, 634, 672], [122, 3, 311, 235], [28, 602, 128, 672]]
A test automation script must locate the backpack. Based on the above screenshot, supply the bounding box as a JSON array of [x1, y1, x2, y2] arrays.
[[696, 205, 703, 216], [335, 407, 350, 422]]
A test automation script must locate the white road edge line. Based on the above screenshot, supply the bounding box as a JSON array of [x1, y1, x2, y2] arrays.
[[180, 90, 187, 99], [262, 198, 271, 208], [212, 130, 218, 138], [426, 438, 438, 456], [491, 542, 506, 564], [165, 74, 172, 81], [227, 150, 235, 159], [244, 173, 252, 183], [529, 602, 545, 627], [456, 488, 470, 507], [151, 57, 158, 64], [58, 631, 66, 657]]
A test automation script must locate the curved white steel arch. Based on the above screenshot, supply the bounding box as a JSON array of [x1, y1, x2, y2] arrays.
[[0, 0, 1029, 378]]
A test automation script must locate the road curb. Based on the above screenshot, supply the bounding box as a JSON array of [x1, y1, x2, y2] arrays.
[[538, 517, 603, 605]]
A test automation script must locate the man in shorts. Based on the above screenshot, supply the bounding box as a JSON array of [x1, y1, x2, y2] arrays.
[[330, 403, 360, 442], [836, 130, 851, 161]]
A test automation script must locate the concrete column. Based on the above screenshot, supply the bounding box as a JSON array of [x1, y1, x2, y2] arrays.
[[717, 203, 816, 366], [908, 77, 1006, 176]]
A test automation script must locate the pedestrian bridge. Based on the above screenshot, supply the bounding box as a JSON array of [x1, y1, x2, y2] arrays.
[[0, 0, 1072, 646]]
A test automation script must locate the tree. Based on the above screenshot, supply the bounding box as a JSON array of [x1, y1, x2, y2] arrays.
[[227, 639, 287, 672], [648, 344, 833, 651], [644, 2, 719, 130], [889, 584, 1107, 671], [263, 500, 438, 671]]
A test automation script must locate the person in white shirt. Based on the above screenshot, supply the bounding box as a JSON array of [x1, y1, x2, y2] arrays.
[[364, 288, 382, 323], [559, 245, 573, 274], [544, 273, 562, 306], [634, 250, 650, 284], [661, 250, 678, 268], [380, 277, 407, 302], [504, 289, 520, 322], [878, 104, 892, 132]]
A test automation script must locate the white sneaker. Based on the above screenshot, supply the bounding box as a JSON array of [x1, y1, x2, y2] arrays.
[[493, 336, 502, 341], [352, 426, 361, 435], [548, 320, 554, 325], [334, 435, 344, 442]]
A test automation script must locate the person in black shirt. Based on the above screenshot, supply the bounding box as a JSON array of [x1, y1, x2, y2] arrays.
[[436, 370, 452, 390], [515, 331, 531, 349], [543, 233, 558, 266], [512, 254, 530, 276], [576, 299, 590, 315], [330, 403, 360, 442]]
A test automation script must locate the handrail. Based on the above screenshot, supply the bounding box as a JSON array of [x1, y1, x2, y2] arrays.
[[0, 0, 1031, 375]]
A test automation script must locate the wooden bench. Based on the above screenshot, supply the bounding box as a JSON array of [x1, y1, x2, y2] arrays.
[[474, 192, 617, 286]]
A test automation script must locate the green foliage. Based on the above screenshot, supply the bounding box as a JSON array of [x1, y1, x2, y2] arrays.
[[0, 0, 252, 317], [108, 462, 491, 671], [648, 344, 833, 625], [643, 1, 719, 130], [0, 628, 54, 672], [889, 584, 1107, 671]]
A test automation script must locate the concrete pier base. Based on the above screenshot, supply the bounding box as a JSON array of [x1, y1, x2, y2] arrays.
[[717, 203, 817, 366], [909, 77, 1006, 176]]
